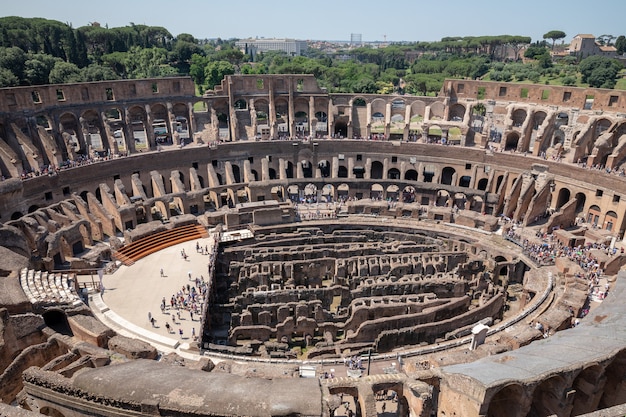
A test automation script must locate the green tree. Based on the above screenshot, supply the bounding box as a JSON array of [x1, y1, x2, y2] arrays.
[[81, 64, 119, 81], [49, 61, 82, 83], [24, 53, 59, 85], [0, 67, 19, 87], [0, 46, 27, 82], [204, 60, 235, 89], [579, 55, 621, 87], [543, 30, 566, 50]]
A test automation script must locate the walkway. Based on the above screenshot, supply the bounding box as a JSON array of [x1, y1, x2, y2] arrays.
[[91, 230, 218, 358]]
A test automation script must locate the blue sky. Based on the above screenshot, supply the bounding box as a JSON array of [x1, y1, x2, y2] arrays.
[[3, 0, 625, 43]]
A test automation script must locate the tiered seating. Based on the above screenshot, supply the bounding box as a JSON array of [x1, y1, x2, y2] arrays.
[[19, 268, 83, 306], [113, 224, 208, 266]]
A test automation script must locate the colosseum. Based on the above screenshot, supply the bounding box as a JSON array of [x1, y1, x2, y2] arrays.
[[0, 74, 626, 417]]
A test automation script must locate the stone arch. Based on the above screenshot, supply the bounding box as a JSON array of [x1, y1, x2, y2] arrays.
[[300, 159, 313, 178], [571, 364, 606, 415], [599, 349, 626, 408], [529, 374, 573, 416], [334, 119, 348, 138], [459, 174, 472, 188], [338, 165, 348, 178], [337, 183, 349, 200], [423, 164, 436, 183], [429, 102, 445, 120], [386, 184, 399, 200], [286, 161, 294, 178], [587, 204, 601, 226], [317, 159, 331, 178], [388, 167, 401, 180], [371, 184, 384, 200], [268, 168, 277, 180], [321, 184, 334, 202], [436, 190, 450, 206], [80, 109, 106, 152], [441, 167, 456, 185], [505, 132, 520, 151], [574, 192, 586, 213], [27, 205, 40, 213], [555, 187, 571, 210], [448, 103, 466, 122], [532, 110, 547, 130], [469, 195, 484, 212], [405, 169, 418, 181], [453, 192, 467, 209], [40, 406, 67, 417], [10, 211, 23, 220], [287, 184, 300, 202], [234, 99, 247, 110], [402, 186, 416, 203], [410, 100, 426, 118], [477, 178, 489, 191], [270, 185, 284, 200], [43, 309, 73, 336], [231, 164, 241, 183], [486, 383, 530, 417], [511, 109, 527, 127], [128, 105, 149, 150], [59, 112, 84, 155], [604, 210, 618, 232], [371, 161, 384, 179]]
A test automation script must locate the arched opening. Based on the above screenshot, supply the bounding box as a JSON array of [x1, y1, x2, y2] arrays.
[[587, 205, 601, 227], [43, 309, 73, 336], [318, 160, 331, 177], [459, 175, 471, 188], [334, 120, 348, 138], [269, 168, 277, 180], [321, 184, 334, 202], [286, 161, 294, 179], [556, 188, 571, 210], [505, 132, 520, 151], [511, 109, 527, 127], [234, 99, 247, 110], [231, 164, 241, 183], [575, 192, 586, 213], [605, 211, 618, 232], [338, 166, 348, 178], [529, 375, 570, 416], [337, 183, 349, 200], [386, 185, 399, 201], [402, 186, 416, 203], [441, 167, 455, 185], [423, 165, 435, 183], [371, 161, 384, 179], [11, 211, 23, 220], [40, 406, 67, 417], [404, 169, 418, 181], [301, 160, 313, 178], [387, 168, 400, 180], [599, 349, 626, 408], [477, 178, 489, 191], [571, 365, 605, 415], [371, 184, 384, 200], [487, 383, 528, 417], [28, 205, 40, 213]]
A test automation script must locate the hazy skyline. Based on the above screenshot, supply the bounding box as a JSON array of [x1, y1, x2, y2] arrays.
[[3, 0, 625, 44]]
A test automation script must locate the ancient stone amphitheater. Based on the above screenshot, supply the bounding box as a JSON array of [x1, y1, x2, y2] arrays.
[[0, 75, 626, 417]]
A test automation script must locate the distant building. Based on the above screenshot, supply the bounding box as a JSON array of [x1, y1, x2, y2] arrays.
[[567, 34, 617, 59], [350, 33, 362, 46], [235, 38, 308, 58]]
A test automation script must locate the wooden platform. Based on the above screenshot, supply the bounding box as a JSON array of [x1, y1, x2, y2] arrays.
[[112, 224, 208, 266]]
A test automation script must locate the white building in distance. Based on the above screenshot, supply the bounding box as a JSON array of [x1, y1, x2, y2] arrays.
[[235, 38, 308, 58]]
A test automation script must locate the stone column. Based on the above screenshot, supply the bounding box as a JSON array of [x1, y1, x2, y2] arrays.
[[144, 104, 156, 150], [364, 157, 372, 179], [261, 157, 270, 181], [279, 158, 287, 180], [309, 96, 315, 138], [288, 78, 295, 138], [187, 101, 197, 141], [124, 107, 137, 154], [332, 156, 339, 178]]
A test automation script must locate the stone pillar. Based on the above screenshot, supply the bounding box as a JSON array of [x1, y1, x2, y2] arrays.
[[269, 81, 277, 139], [279, 158, 287, 180], [288, 78, 295, 138], [383, 158, 390, 180], [261, 157, 270, 181], [328, 99, 335, 138], [309, 96, 315, 137], [123, 107, 137, 154], [187, 101, 196, 141], [470, 323, 489, 350], [332, 156, 339, 178], [364, 157, 372, 179], [348, 157, 355, 179], [366, 102, 372, 139], [424, 105, 431, 122], [243, 159, 253, 182], [144, 104, 156, 150]]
